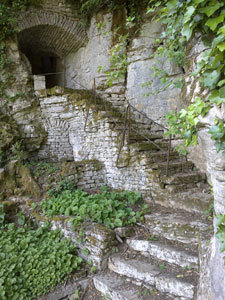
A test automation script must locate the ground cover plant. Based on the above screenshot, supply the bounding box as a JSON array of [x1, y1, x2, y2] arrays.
[[0, 207, 82, 300], [41, 186, 148, 229]]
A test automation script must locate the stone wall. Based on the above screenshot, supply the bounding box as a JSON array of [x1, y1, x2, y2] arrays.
[[0, 39, 46, 153], [15, 2, 183, 123], [182, 36, 225, 300], [126, 18, 183, 123], [61, 160, 105, 192], [35, 89, 152, 195]]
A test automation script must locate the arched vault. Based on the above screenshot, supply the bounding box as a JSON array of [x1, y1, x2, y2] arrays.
[[17, 10, 87, 57]]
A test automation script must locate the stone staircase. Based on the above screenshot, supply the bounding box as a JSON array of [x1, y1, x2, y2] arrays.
[[92, 204, 212, 300], [32, 88, 213, 299], [81, 93, 214, 299]]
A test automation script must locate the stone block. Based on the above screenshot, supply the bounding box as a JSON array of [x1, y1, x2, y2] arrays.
[[33, 75, 46, 90]]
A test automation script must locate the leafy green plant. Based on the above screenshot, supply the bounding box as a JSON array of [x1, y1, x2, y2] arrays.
[[73, 289, 79, 299], [209, 119, 225, 155], [165, 97, 210, 155], [0, 204, 6, 225], [147, 0, 225, 156], [0, 221, 82, 300], [41, 186, 144, 229], [47, 177, 77, 197]]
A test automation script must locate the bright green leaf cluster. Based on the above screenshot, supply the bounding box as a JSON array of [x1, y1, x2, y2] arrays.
[[0, 222, 82, 300], [148, 0, 225, 156], [41, 186, 146, 229], [165, 97, 210, 155], [216, 214, 225, 256]]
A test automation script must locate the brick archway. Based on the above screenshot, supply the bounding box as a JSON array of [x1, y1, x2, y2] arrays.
[[17, 11, 87, 57]]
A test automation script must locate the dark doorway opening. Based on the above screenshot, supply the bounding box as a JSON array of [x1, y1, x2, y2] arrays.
[[19, 48, 64, 88]]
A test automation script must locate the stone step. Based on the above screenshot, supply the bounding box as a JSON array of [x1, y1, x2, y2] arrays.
[[144, 211, 210, 245], [160, 172, 206, 185], [152, 189, 213, 214], [132, 140, 169, 152], [93, 272, 179, 300], [143, 150, 180, 163], [152, 160, 194, 176], [126, 239, 199, 270], [129, 133, 164, 143], [108, 255, 196, 299]]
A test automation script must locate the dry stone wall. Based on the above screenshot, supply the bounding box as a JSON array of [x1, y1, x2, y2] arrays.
[[35, 89, 152, 195]]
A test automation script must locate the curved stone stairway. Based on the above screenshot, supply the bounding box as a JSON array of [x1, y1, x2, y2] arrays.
[[84, 93, 214, 299], [32, 88, 213, 300], [93, 204, 212, 299]]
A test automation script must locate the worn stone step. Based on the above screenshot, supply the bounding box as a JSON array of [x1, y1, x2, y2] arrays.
[[160, 172, 206, 185], [108, 256, 196, 299], [152, 189, 213, 214], [132, 140, 169, 152], [152, 160, 194, 176], [164, 183, 199, 193], [126, 239, 199, 270], [129, 132, 164, 142], [143, 150, 180, 163], [144, 211, 210, 245], [93, 272, 179, 300]]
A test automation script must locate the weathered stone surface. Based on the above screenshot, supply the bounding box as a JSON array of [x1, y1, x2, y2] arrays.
[[194, 107, 225, 300], [108, 255, 195, 299], [126, 239, 198, 269], [0, 160, 40, 200], [37, 277, 88, 300], [144, 211, 210, 245], [93, 272, 176, 300]]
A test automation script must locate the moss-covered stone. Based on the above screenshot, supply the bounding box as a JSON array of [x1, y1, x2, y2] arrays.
[[17, 164, 41, 200]]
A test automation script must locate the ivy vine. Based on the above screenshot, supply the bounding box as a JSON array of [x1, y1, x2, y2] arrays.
[[148, 0, 225, 264], [147, 0, 225, 156]]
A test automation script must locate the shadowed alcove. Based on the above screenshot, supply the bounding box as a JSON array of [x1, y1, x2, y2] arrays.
[[17, 11, 87, 88]]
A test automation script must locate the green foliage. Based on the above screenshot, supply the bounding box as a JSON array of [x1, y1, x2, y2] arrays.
[[47, 177, 77, 197], [41, 186, 145, 229], [0, 204, 6, 225], [66, 0, 149, 24], [165, 97, 210, 154], [0, 221, 82, 300], [147, 0, 225, 156], [99, 33, 129, 87], [216, 213, 225, 262], [208, 119, 225, 155]]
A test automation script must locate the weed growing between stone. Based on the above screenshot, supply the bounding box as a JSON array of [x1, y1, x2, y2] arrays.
[[0, 207, 82, 300], [41, 186, 149, 229]]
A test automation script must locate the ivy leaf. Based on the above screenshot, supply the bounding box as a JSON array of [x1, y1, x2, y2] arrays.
[[218, 79, 225, 87], [184, 6, 195, 24], [218, 25, 225, 35], [201, 69, 221, 89], [217, 42, 225, 52], [208, 90, 224, 105], [209, 125, 224, 139], [212, 34, 225, 49], [181, 23, 193, 41], [199, 3, 222, 17], [205, 15, 225, 31]]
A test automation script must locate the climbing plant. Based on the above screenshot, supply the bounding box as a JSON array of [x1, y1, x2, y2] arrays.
[[147, 0, 225, 263], [66, 0, 149, 23], [147, 0, 225, 156]]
